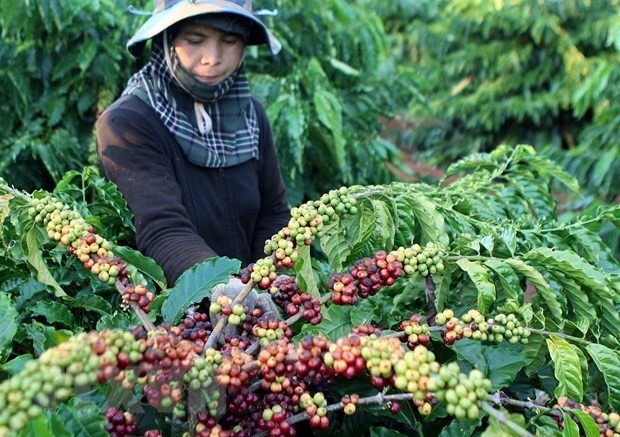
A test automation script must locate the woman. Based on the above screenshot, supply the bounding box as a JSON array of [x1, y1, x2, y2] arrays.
[[96, 0, 290, 286]]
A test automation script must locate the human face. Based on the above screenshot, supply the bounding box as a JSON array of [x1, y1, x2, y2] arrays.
[[172, 21, 246, 85]]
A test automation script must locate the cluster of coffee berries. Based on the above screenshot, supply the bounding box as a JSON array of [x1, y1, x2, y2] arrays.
[[400, 313, 432, 349], [193, 411, 225, 437], [554, 397, 620, 436], [266, 187, 358, 250], [257, 404, 294, 435], [392, 242, 445, 278], [361, 336, 407, 389], [270, 276, 323, 325], [299, 391, 330, 429], [434, 309, 464, 345], [252, 316, 293, 348], [444, 310, 531, 345], [184, 349, 223, 418], [342, 393, 361, 415], [257, 339, 296, 393], [323, 334, 366, 379], [28, 195, 133, 288], [265, 237, 299, 270], [431, 365, 491, 420], [391, 344, 441, 416], [328, 249, 404, 305], [104, 407, 138, 436], [241, 257, 278, 290], [0, 334, 100, 434], [93, 329, 144, 384], [351, 323, 384, 337], [121, 284, 154, 313], [210, 295, 248, 326], [295, 335, 334, 385], [216, 348, 257, 395]]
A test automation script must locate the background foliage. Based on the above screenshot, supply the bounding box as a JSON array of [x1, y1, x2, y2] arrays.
[[371, 0, 620, 202], [0, 0, 144, 191]]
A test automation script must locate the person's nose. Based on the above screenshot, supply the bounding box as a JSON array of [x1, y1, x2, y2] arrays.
[[200, 41, 222, 66]]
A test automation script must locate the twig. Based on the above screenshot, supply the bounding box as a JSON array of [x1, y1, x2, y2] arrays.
[[480, 402, 535, 437], [425, 275, 438, 325], [0, 182, 30, 200], [115, 279, 156, 331], [205, 280, 255, 349], [528, 328, 594, 346]]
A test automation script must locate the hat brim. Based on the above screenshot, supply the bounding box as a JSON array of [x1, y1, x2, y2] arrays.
[[127, 1, 281, 57]]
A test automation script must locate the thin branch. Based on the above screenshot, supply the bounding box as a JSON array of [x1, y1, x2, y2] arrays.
[[425, 275, 437, 326], [205, 280, 255, 349], [115, 279, 156, 331], [528, 328, 594, 346], [0, 182, 31, 200]]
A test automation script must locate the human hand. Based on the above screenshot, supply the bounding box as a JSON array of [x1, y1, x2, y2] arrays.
[[210, 277, 280, 341]]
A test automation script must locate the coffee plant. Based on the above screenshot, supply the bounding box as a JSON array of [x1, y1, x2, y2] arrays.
[[0, 145, 619, 436]]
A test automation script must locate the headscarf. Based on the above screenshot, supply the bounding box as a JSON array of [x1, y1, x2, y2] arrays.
[[122, 33, 259, 167]]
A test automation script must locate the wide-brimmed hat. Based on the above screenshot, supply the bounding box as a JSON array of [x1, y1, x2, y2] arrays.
[[127, 0, 281, 57]]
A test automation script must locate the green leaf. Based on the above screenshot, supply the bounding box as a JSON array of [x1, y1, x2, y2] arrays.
[[70, 294, 112, 316], [19, 411, 72, 437], [0, 292, 18, 354], [77, 39, 97, 72], [484, 259, 521, 305], [313, 89, 346, 170], [369, 428, 408, 437], [525, 247, 619, 337], [56, 397, 107, 437], [298, 305, 353, 341], [548, 272, 595, 332], [162, 257, 240, 324], [320, 217, 350, 270], [1, 354, 32, 377], [561, 413, 581, 437], [25, 226, 67, 297], [113, 246, 166, 289], [454, 339, 527, 390], [401, 193, 449, 246], [96, 312, 138, 331], [505, 258, 563, 323], [394, 196, 416, 247], [456, 259, 496, 314], [27, 300, 76, 328], [25, 322, 73, 356], [524, 248, 611, 296], [329, 57, 361, 76], [370, 197, 396, 250], [547, 335, 583, 401], [568, 226, 620, 273], [294, 245, 320, 298], [570, 409, 601, 437], [586, 343, 620, 410], [528, 154, 580, 193], [285, 94, 306, 169], [439, 418, 481, 437], [342, 197, 376, 256], [481, 408, 528, 437]]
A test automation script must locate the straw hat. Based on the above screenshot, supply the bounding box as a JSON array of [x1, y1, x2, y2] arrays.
[[127, 0, 281, 56]]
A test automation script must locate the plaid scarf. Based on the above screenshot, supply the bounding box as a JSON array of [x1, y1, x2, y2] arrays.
[[122, 38, 259, 168]]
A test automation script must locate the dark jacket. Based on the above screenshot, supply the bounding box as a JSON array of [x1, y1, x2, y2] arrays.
[[96, 94, 289, 285]]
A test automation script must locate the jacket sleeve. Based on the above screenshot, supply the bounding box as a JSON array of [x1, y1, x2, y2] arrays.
[[251, 99, 291, 259], [96, 96, 218, 286]]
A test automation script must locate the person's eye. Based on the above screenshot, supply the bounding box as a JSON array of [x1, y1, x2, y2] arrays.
[[184, 37, 203, 45], [224, 37, 241, 45]]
